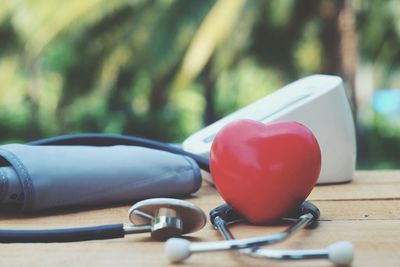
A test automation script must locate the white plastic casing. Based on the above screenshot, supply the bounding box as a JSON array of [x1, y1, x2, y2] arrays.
[[182, 75, 356, 184]]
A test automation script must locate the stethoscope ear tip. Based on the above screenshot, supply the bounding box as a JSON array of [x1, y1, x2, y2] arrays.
[[165, 238, 191, 263], [327, 241, 354, 265]]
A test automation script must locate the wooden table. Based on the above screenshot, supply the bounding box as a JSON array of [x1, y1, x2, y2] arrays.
[[1, 171, 400, 266]]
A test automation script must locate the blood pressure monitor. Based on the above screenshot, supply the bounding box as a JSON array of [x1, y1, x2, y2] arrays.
[[183, 75, 356, 184]]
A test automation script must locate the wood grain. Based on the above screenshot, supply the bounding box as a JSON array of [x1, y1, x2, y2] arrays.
[[0, 171, 399, 266], [309, 170, 400, 201]]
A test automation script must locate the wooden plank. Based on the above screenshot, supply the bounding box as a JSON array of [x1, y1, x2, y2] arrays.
[[0, 220, 399, 267], [2, 169, 388, 225], [226, 220, 400, 267], [205, 170, 400, 201], [315, 200, 400, 220], [2, 181, 400, 226], [2, 199, 399, 228], [309, 170, 400, 201], [1, 171, 399, 267]]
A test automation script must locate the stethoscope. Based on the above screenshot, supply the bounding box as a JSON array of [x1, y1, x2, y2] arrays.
[[1, 133, 353, 265], [166, 201, 353, 265], [0, 198, 206, 243]]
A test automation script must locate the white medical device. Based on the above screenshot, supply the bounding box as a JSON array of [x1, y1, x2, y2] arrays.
[[183, 75, 356, 184]]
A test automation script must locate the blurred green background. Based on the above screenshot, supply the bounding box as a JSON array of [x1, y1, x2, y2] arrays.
[[0, 0, 399, 169]]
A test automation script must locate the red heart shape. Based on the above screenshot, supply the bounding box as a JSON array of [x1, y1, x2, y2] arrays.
[[210, 119, 321, 224]]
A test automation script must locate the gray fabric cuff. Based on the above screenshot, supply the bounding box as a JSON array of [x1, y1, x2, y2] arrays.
[[0, 144, 201, 211]]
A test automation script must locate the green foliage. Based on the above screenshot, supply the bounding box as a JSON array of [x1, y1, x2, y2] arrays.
[[357, 0, 400, 88], [0, 0, 399, 168]]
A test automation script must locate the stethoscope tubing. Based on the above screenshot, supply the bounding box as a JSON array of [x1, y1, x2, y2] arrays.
[[212, 213, 321, 258], [206, 203, 353, 265], [0, 223, 157, 243], [193, 213, 315, 253], [0, 224, 125, 243]]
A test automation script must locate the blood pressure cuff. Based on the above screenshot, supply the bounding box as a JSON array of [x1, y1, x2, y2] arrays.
[[0, 144, 201, 212]]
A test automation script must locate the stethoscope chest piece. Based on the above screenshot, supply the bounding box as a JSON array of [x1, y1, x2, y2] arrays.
[[129, 198, 207, 240]]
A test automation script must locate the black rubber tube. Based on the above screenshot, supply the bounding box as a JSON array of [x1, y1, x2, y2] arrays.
[[210, 201, 320, 226], [298, 200, 320, 220], [0, 224, 125, 243], [28, 133, 210, 172]]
